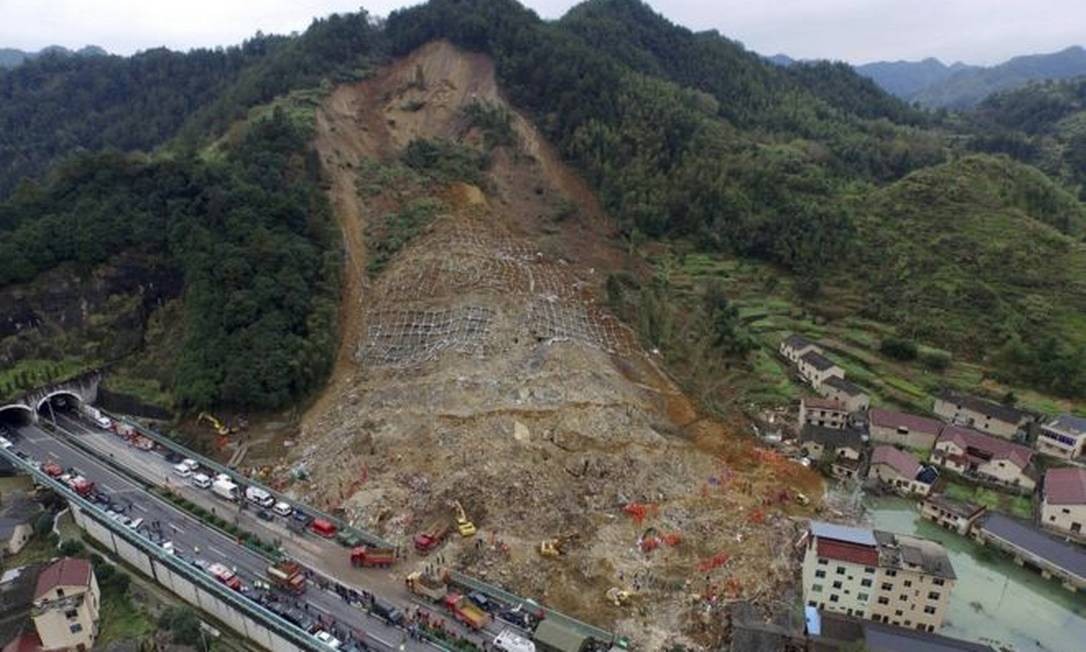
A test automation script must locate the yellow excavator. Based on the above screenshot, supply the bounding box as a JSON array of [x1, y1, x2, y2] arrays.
[[452, 500, 476, 537], [198, 412, 234, 437], [605, 586, 635, 607], [539, 532, 579, 558]]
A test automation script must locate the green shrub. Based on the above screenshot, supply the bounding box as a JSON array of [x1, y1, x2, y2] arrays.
[[881, 337, 919, 361], [920, 349, 952, 371]]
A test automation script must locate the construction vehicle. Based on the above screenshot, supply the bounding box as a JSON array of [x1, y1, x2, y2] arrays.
[[405, 571, 448, 602], [443, 592, 490, 630], [198, 412, 234, 437], [413, 520, 450, 554], [605, 587, 634, 607], [538, 532, 578, 558], [350, 546, 395, 568], [452, 500, 476, 537], [266, 560, 307, 594]]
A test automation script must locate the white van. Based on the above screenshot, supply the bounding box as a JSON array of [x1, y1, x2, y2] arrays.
[[190, 473, 211, 489], [245, 486, 275, 508], [181, 458, 200, 472], [493, 630, 536, 652], [272, 501, 293, 517], [172, 463, 191, 478]]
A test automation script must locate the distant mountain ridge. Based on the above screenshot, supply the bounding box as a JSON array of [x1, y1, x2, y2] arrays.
[[0, 45, 107, 68], [857, 46, 1086, 109]]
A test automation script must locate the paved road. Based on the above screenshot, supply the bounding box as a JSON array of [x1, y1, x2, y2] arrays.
[[9, 420, 440, 652], [30, 412, 535, 647]]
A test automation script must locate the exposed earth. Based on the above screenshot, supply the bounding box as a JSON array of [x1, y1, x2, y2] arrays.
[[261, 41, 821, 649]]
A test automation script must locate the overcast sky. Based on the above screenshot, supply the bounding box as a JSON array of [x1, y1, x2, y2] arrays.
[[2, 0, 1083, 66]]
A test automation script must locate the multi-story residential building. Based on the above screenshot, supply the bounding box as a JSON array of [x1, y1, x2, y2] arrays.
[[933, 389, 1028, 440], [797, 352, 845, 389], [802, 522, 956, 632], [800, 397, 850, 430], [1042, 467, 1086, 541], [920, 495, 986, 535], [780, 334, 821, 364], [868, 409, 944, 450], [818, 377, 870, 414], [973, 512, 1086, 593], [869, 530, 956, 632], [31, 557, 99, 651], [932, 426, 1036, 491], [1035, 415, 1086, 461], [868, 446, 936, 497], [798, 426, 865, 480]]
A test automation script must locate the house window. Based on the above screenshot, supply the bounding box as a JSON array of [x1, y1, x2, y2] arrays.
[[895, 610, 903, 617], [899, 594, 908, 602], [69, 623, 82, 634], [65, 609, 78, 619], [1063, 508, 1071, 514], [855, 611, 864, 618], [836, 566, 846, 575], [858, 593, 869, 602], [903, 580, 912, 588], [924, 606, 936, 614], [861, 578, 873, 587], [815, 570, 826, 578], [877, 597, 889, 605], [830, 595, 839, 603], [932, 578, 945, 586], [864, 567, 876, 574], [881, 582, 893, 591], [56, 588, 65, 598], [812, 584, 823, 593], [886, 570, 897, 577], [833, 581, 843, 589], [928, 591, 941, 600], [818, 558, 829, 565], [808, 600, 818, 607], [904, 620, 911, 627]]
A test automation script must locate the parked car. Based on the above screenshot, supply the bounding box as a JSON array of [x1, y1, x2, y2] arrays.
[[190, 473, 211, 489], [273, 501, 293, 517], [172, 463, 191, 478], [257, 509, 274, 522]]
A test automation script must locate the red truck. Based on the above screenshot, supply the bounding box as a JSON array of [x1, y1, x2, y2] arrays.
[[42, 462, 63, 478], [67, 476, 95, 497], [309, 518, 337, 538], [413, 521, 450, 554], [443, 592, 491, 631], [208, 563, 242, 591], [350, 546, 395, 568]]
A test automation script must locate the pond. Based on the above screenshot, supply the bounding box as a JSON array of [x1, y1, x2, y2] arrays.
[[865, 497, 1086, 652]]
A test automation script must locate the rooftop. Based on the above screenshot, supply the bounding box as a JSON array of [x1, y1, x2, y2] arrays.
[[936, 389, 1026, 425], [33, 558, 91, 602], [977, 513, 1086, 580], [816, 539, 879, 566], [938, 425, 1033, 470], [800, 425, 864, 451], [811, 610, 993, 651], [871, 445, 921, 480], [1045, 467, 1086, 505], [823, 376, 866, 397], [1045, 414, 1086, 437], [874, 531, 956, 580], [802, 397, 848, 412], [923, 494, 985, 519], [869, 409, 944, 436], [800, 351, 840, 372], [782, 334, 818, 351], [810, 521, 877, 547]]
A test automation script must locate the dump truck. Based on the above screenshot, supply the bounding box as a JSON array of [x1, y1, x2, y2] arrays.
[[413, 521, 450, 554], [266, 560, 307, 594], [350, 546, 395, 568], [443, 592, 490, 630], [405, 571, 448, 602]]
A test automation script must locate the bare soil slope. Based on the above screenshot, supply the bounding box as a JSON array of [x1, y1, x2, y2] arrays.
[[290, 40, 819, 648]]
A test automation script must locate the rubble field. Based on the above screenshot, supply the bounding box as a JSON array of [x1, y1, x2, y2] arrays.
[[265, 40, 821, 649]]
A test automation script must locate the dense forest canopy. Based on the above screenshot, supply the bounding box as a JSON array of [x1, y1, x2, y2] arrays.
[[2, 0, 1086, 405]]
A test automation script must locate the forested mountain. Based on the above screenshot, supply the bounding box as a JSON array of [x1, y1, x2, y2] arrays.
[[0, 45, 107, 68], [2, 0, 1086, 409], [856, 58, 977, 98], [860, 46, 1086, 108]]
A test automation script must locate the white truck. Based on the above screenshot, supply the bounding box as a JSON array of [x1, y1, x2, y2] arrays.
[[245, 486, 275, 508], [211, 478, 239, 502], [493, 630, 536, 652], [80, 404, 112, 430]]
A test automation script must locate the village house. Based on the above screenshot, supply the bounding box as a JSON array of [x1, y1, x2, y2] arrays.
[[868, 446, 937, 496], [0, 497, 41, 556], [868, 409, 944, 450], [920, 495, 986, 535], [798, 351, 846, 389], [1035, 415, 1086, 461], [31, 557, 100, 651], [799, 397, 850, 430], [798, 425, 865, 480], [818, 376, 871, 413], [1041, 467, 1086, 541], [933, 389, 1028, 440], [932, 426, 1036, 491], [779, 334, 822, 364], [802, 521, 955, 632], [973, 512, 1086, 593]]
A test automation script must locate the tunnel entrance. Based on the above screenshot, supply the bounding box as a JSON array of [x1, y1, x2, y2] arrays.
[[36, 391, 82, 423], [0, 404, 34, 429]]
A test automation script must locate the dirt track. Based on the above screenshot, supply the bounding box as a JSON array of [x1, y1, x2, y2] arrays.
[[287, 40, 821, 649]]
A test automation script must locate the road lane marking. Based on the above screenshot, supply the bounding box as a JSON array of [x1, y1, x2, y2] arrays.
[[133, 503, 149, 513]]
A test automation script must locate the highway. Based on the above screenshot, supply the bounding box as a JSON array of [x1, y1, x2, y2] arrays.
[[7, 419, 445, 652]]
